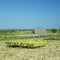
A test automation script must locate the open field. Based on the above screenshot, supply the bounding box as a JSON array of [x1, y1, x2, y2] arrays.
[[0, 39, 60, 60], [0, 30, 60, 60]]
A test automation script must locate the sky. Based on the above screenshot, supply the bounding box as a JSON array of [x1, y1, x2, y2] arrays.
[[0, 0, 60, 29]]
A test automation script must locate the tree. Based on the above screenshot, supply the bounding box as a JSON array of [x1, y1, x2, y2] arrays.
[[51, 29, 57, 33]]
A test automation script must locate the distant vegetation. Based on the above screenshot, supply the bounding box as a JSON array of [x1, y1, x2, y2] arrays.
[[0, 29, 32, 35], [0, 29, 60, 35], [47, 29, 60, 33], [0, 29, 60, 41]]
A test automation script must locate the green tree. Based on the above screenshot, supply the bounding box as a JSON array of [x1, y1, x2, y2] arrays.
[[51, 29, 57, 33]]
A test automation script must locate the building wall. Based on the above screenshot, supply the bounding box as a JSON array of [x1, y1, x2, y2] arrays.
[[34, 28, 46, 34]]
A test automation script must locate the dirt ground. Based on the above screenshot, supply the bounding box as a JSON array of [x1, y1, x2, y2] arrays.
[[0, 40, 60, 60]]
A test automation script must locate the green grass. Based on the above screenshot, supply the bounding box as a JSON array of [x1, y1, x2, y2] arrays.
[[0, 29, 32, 35], [0, 33, 60, 41]]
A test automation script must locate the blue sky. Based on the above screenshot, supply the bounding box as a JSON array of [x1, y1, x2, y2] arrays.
[[0, 0, 60, 29]]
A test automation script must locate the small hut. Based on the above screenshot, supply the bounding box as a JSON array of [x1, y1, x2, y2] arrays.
[[33, 28, 46, 34]]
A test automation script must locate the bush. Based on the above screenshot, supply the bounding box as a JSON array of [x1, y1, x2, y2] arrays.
[[5, 39, 47, 48], [51, 29, 57, 33]]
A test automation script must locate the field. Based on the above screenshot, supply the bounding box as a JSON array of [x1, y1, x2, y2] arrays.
[[0, 29, 60, 60]]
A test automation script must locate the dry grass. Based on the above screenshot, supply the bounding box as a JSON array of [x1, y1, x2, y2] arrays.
[[0, 40, 60, 60]]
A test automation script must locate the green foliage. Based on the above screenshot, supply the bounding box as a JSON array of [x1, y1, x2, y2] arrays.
[[46, 29, 58, 33], [5, 39, 47, 48], [0, 29, 60, 41], [0, 29, 32, 35], [51, 29, 57, 33], [0, 33, 60, 41]]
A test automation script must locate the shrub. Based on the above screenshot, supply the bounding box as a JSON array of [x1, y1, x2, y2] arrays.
[[5, 39, 47, 48], [51, 29, 57, 33]]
